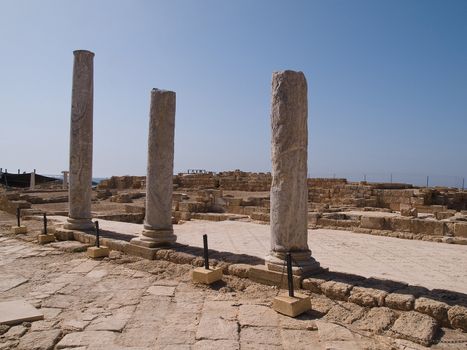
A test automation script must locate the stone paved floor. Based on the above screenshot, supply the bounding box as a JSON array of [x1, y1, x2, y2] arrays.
[[50, 217, 467, 294], [0, 233, 394, 350], [1, 214, 466, 349]]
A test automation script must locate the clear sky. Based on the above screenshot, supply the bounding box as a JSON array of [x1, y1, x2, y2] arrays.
[[1, 0, 466, 186]]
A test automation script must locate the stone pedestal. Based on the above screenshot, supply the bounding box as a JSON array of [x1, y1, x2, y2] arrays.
[[273, 292, 311, 317], [11, 226, 27, 234], [192, 267, 223, 284], [38, 234, 55, 245], [87, 246, 110, 258], [64, 50, 94, 231], [131, 89, 177, 248], [265, 70, 321, 276]]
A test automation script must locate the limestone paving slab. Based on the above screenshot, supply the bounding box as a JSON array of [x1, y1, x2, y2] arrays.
[[0, 299, 44, 325], [147, 285, 176, 297], [0, 274, 28, 292]]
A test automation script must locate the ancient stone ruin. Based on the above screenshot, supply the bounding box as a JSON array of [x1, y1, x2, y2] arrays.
[[1, 52, 466, 348]]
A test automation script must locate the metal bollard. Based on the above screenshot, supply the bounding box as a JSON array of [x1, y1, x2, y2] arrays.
[[286, 252, 294, 298], [95, 221, 100, 248], [203, 234, 209, 270], [43, 213, 47, 234]]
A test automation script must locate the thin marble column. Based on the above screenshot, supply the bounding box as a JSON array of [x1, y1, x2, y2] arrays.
[[64, 50, 94, 231], [131, 89, 177, 247], [30, 170, 35, 190], [265, 70, 321, 275], [62, 171, 69, 190]]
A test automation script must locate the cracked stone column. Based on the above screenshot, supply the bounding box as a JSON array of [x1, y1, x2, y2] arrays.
[[64, 50, 94, 231], [131, 89, 177, 247], [265, 70, 321, 275]]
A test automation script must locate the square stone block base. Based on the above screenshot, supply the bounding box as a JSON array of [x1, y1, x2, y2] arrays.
[[37, 234, 55, 245], [87, 246, 110, 258], [273, 292, 311, 318], [11, 226, 27, 234], [192, 267, 223, 284]]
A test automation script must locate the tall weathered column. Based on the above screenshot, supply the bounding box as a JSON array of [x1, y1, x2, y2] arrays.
[[265, 70, 321, 275], [131, 89, 177, 247], [64, 50, 94, 231]]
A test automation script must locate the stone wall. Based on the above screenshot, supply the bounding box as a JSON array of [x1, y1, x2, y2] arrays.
[[96, 173, 467, 211], [97, 176, 145, 190], [175, 173, 218, 189], [0, 193, 31, 214], [217, 171, 271, 191]]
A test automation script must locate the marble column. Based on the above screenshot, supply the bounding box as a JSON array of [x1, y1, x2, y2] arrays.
[[131, 89, 177, 247], [62, 171, 69, 190], [30, 170, 35, 190], [265, 70, 321, 275], [64, 50, 94, 231]]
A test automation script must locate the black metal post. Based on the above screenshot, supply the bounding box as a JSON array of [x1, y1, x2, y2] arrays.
[[203, 234, 209, 270], [95, 221, 100, 248], [286, 252, 294, 298], [16, 208, 20, 227], [43, 213, 47, 234]]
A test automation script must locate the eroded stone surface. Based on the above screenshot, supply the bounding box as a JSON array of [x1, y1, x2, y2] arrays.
[[352, 307, 396, 333], [414, 297, 450, 326], [447, 305, 467, 331], [65, 50, 94, 231], [320, 281, 353, 301], [348, 286, 388, 307], [323, 302, 365, 324], [17, 329, 61, 350], [390, 311, 438, 346], [134, 88, 177, 247], [266, 70, 320, 274], [385, 292, 415, 311]]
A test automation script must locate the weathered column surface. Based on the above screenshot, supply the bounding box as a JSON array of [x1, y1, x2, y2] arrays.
[[62, 171, 69, 190], [30, 170, 35, 190], [64, 50, 94, 231], [131, 89, 177, 247], [265, 70, 321, 275]]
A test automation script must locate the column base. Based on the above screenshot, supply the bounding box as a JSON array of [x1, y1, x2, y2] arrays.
[[64, 218, 94, 231], [132, 228, 177, 248], [265, 250, 323, 276]]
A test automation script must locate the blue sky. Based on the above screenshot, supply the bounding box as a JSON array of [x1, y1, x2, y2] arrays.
[[1, 0, 466, 185]]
